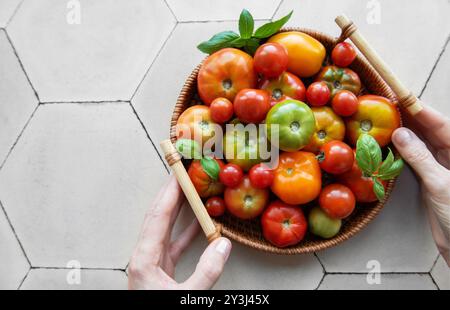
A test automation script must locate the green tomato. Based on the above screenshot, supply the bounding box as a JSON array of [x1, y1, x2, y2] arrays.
[[265, 99, 316, 152], [308, 207, 341, 239]]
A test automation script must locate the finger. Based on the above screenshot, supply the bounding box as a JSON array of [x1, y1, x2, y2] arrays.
[[408, 105, 450, 149], [181, 237, 232, 290], [169, 219, 201, 263]]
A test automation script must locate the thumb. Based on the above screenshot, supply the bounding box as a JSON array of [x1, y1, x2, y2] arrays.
[[181, 237, 231, 290]]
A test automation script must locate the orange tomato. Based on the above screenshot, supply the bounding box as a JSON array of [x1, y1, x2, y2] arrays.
[[271, 151, 322, 205], [176, 105, 217, 146], [188, 159, 225, 198]]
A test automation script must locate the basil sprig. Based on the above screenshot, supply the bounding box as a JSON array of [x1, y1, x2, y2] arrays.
[[175, 139, 219, 181]]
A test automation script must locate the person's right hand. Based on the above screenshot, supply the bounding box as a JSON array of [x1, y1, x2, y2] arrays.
[[391, 105, 450, 265]]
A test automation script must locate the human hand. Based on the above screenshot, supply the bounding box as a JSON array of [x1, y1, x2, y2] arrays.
[[392, 105, 450, 265], [128, 175, 232, 289]]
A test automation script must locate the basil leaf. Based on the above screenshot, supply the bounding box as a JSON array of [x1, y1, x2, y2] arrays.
[[253, 10, 293, 39], [372, 177, 386, 201], [200, 157, 220, 181], [175, 139, 202, 159], [378, 158, 404, 180], [197, 31, 240, 54], [239, 9, 254, 39], [243, 37, 260, 55], [378, 148, 394, 176], [356, 134, 382, 176], [230, 37, 249, 48]]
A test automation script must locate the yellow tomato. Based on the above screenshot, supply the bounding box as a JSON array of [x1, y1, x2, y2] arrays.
[[176, 105, 217, 146]]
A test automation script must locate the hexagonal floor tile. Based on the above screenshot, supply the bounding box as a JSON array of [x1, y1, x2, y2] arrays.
[[0, 30, 37, 167], [0, 0, 21, 27], [21, 269, 127, 290], [7, 0, 175, 102], [166, 0, 281, 21], [431, 256, 450, 290], [0, 204, 29, 289], [275, 0, 450, 95], [317, 166, 438, 272], [319, 274, 436, 290], [0, 102, 168, 269]]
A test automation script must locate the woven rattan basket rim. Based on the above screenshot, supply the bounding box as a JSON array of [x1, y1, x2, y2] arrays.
[[170, 27, 401, 254]]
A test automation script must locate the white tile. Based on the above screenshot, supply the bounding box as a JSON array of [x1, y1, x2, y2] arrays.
[[275, 0, 450, 95], [0, 0, 21, 27], [319, 274, 436, 290], [8, 0, 176, 102], [0, 103, 168, 268], [317, 166, 438, 272], [166, 0, 281, 21], [0, 30, 37, 166], [21, 269, 127, 290], [0, 205, 29, 290], [431, 256, 450, 290]]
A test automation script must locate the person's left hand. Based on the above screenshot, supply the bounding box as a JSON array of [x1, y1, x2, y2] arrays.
[[128, 175, 232, 290]]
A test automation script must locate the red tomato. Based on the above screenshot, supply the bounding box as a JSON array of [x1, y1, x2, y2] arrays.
[[319, 140, 354, 174], [254, 43, 289, 78], [249, 163, 274, 189], [331, 90, 358, 117], [234, 89, 271, 123], [319, 184, 356, 219], [306, 82, 330, 107], [219, 163, 243, 188], [205, 196, 226, 217], [331, 42, 357, 67], [261, 200, 307, 247], [210, 97, 233, 123], [259, 72, 306, 106], [188, 159, 225, 198]]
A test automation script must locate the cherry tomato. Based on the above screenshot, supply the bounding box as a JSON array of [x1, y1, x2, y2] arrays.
[[219, 163, 244, 188], [249, 163, 274, 189], [332, 42, 357, 67], [259, 72, 306, 106], [205, 196, 226, 217], [261, 200, 308, 247], [319, 183, 356, 219], [234, 89, 271, 123], [254, 43, 288, 78], [210, 97, 233, 123], [331, 90, 358, 117], [319, 140, 354, 175], [188, 158, 225, 198], [306, 82, 330, 107]]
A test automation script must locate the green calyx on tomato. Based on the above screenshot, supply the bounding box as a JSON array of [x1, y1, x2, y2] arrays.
[[265, 99, 316, 152], [259, 72, 306, 106], [316, 65, 361, 97]]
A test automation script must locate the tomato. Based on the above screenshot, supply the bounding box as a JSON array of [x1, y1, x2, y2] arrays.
[[261, 201, 307, 247], [306, 81, 331, 107], [224, 176, 269, 219], [259, 72, 306, 106], [316, 65, 361, 97], [249, 163, 274, 189], [319, 184, 356, 219], [210, 97, 233, 123], [254, 43, 288, 78], [176, 105, 217, 146], [308, 207, 341, 239], [205, 196, 226, 217], [265, 99, 315, 152], [268, 31, 326, 77], [304, 107, 345, 153], [318, 140, 354, 174], [219, 163, 243, 188], [271, 151, 322, 205], [188, 159, 225, 198], [346, 95, 401, 147], [198, 48, 257, 105], [331, 42, 357, 67], [234, 89, 271, 124], [331, 90, 358, 117]]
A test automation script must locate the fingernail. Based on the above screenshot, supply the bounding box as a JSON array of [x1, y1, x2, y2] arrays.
[[215, 238, 231, 260], [393, 128, 413, 147]]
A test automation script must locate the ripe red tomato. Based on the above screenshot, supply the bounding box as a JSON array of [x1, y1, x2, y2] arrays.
[[306, 82, 330, 107], [261, 200, 307, 247], [210, 97, 233, 123], [319, 184, 356, 219], [205, 196, 226, 217], [259, 72, 306, 106], [331, 42, 357, 67], [249, 163, 274, 189], [188, 159, 225, 198], [254, 43, 289, 78], [219, 163, 243, 188], [234, 89, 271, 123], [331, 90, 358, 117], [319, 140, 354, 174]]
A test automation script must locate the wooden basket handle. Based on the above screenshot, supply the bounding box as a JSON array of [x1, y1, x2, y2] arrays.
[[160, 140, 221, 243], [335, 14, 423, 115]]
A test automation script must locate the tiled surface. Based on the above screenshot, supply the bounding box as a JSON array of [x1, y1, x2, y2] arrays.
[[0, 0, 449, 289]]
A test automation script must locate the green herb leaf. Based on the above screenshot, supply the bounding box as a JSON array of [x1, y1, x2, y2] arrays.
[[356, 134, 382, 176], [230, 37, 249, 48], [243, 37, 260, 55], [378, 148, 394, 175], [200, 157, 220, 181], [175, 139, 202, 159], [378, 158, 404, 180], [197, 31, 240, 54], [372, 177, 386, 201], [239, 9, 254, 39], [253, 10, 293, 39]]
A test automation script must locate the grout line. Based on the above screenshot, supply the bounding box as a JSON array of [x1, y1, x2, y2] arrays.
[[325, 271, 432, 275], [429, 271, 441, 290], [30, 266, 126, 271], [315, 273, 326, 290], [271, 0, 284, 20], [40, 100, 128, 105], [5, 0, 24, 28], [313, 252, 326, 290], [429, 253, 440, 273], [178, 18, 268, 24], [17, 267, 31, 290], [313, 252, 326, 273], [163, 0, 178, 22]]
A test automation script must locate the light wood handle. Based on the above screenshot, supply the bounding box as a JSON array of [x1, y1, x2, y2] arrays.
[[335, 14, 423, 115], [160, 140, 221, 242]]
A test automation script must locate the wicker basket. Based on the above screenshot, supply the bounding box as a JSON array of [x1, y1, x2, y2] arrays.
[[169, 27, 401, 254]]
